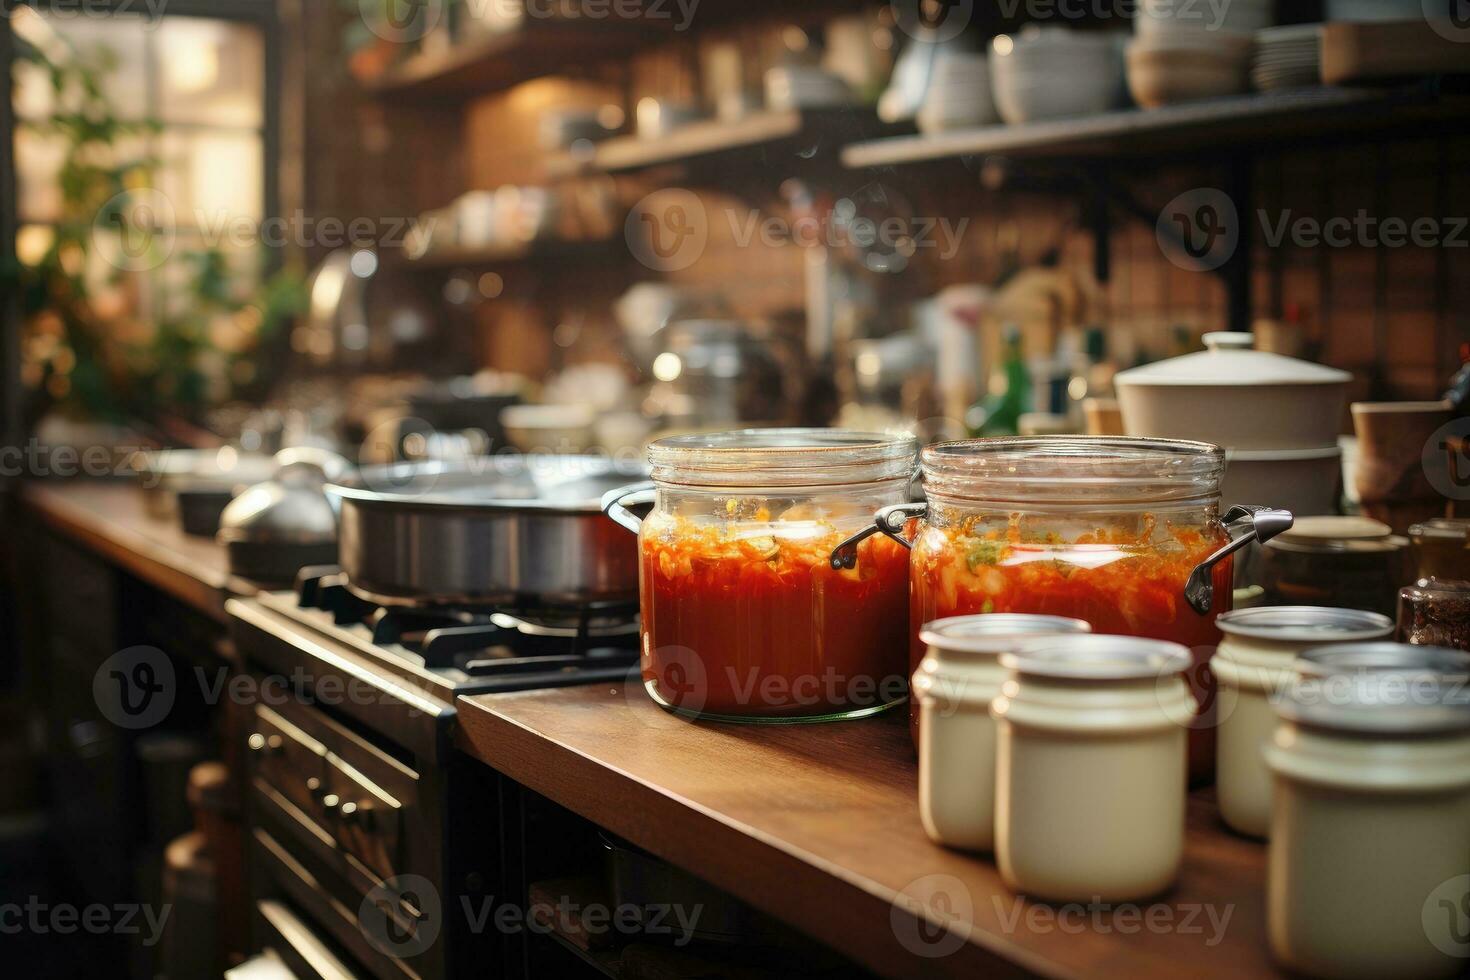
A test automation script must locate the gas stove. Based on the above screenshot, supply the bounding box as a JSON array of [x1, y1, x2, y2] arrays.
[[226, 567, 642, 980]]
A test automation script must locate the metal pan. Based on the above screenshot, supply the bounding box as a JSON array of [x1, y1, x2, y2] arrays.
[[327, 455, 646, 608]]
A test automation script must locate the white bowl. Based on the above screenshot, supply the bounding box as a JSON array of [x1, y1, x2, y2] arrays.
[[1224, 447, 1343, 517], [499, 404, 596, 453], [990, 30, 1128, 123]]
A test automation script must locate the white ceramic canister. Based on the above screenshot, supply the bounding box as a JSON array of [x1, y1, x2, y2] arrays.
[[1267, 643, 1470, 980], [992, 635, 1197, 902], [915, 614, 1092, 852], [1213, 606, 1395, 839]]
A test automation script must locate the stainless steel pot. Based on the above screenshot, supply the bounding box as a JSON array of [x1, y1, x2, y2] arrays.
[[327, 455, 646, 607]]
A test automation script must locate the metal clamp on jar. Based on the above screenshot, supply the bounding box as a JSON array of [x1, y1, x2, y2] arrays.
[[830, 436, 1293, 777], [1266, 643, 1470, 979]]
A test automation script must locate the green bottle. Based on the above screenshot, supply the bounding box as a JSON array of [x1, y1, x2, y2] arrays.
[[972, 325, 1031, 437]]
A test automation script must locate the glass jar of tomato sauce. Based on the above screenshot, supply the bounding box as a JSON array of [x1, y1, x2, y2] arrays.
[[836, 437, 1293, 775], [603, 429, 919, 723]]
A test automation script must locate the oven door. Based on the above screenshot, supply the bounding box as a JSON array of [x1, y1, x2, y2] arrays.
[[230, 900, 363, 980]]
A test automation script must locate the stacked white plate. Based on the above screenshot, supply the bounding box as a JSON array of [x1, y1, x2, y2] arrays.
[[917, 52, 997, 134], [989, 27, 1128, 125], [1252, 25, 1323, 92]]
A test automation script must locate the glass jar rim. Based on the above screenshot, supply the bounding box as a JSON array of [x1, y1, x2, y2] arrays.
[[921, 436, 1225, 506], [648, 428, 918, 489]]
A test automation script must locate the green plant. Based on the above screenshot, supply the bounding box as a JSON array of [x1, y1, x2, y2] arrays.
[[7, 24, 306, 428]]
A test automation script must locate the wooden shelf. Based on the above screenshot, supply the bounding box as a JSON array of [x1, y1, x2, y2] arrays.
[[551, 107, 905, 177], [456, 684, 1283, 980], [843, 85, 1467, 168], [362, 21, 656, 100]]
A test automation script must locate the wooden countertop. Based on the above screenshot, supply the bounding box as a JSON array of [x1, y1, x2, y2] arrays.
[[457, 685, 1281, 980], [23, 479, 256, 621]]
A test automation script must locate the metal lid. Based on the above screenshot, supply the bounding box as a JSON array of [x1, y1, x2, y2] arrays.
[[920, 614, 1091, 659], [1278, 643, 1470, 734], [1275, 515, 1393, 544], [1000, 635, 1192, 680], [1217, 606, 1395, 644]]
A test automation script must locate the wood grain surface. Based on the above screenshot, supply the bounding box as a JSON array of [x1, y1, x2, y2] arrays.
[[457, 684, 1283, 980]]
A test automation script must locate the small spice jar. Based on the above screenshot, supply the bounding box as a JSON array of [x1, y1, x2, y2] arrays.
[[1410, 518, 1470, 583], [1400, 579, 1470, 652], [915, 614, 1091, 852], [1213, 606, 1395, 839], [992, 635, 1196, 902], [1266, 643, 1470, 979]]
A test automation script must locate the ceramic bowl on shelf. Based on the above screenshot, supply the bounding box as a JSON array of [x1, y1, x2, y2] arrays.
[[1126, 31, 1254, 108], [989, 27, 1128, 125], [764, 66, 855, 111]]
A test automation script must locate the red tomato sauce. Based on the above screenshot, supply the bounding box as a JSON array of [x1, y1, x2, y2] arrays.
[[640, 517, 910, 719], [909, 518, 1232, 771]]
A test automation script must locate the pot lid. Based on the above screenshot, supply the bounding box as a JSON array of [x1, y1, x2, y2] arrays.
[[1217, 605, 1395, 643], [1114, 332, 1351, 388], [1274, 515, 1393, 545], [1000, 635, 1192, 680]]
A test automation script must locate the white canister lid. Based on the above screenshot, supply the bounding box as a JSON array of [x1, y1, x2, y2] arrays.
[[1001, 634, 1192, 680], [1216, 606, 1395, 644], [1114, 332, 1351, 388], [919, 614, 1092, 661]]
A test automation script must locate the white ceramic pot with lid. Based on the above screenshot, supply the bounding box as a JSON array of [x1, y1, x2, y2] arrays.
[[1115, 332, 1351, 451]]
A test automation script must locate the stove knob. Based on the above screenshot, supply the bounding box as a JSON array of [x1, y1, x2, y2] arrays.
[[249, 733, 284, 755]]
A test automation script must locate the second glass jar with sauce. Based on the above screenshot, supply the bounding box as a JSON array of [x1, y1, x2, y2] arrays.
[[838, 437, 1293, 776], [605, 429, 919, 722]]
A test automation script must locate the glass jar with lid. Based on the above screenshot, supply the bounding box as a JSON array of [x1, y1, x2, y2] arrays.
[[834, 436, 1293, 774], [604, 429, 918, 722]]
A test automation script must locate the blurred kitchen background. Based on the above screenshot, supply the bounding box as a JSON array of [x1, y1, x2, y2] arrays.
[[0, 0, 1468, 973]]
